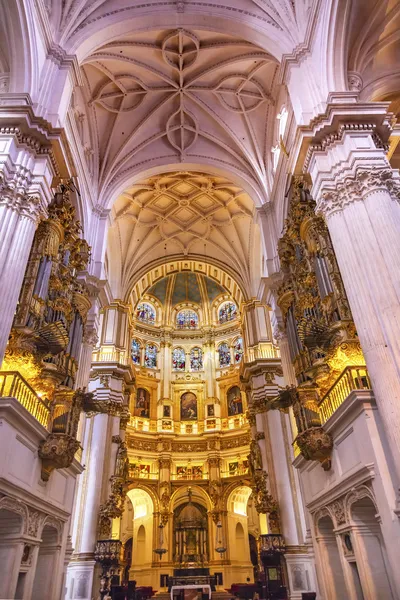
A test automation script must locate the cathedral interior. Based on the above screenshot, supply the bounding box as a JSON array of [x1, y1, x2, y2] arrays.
[[1, 1, 400, 600]]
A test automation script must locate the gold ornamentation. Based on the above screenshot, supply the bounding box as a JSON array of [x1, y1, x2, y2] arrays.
[[38, 434, 81, 481], [295, 427, 333, 471]]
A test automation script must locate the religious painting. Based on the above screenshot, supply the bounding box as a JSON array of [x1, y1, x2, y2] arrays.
[[180, 391, 198, 420], [163, 405, 171, 418], [190, 346, 203, 371], [131, 339, 141, 364], [192, 465, 203, 479], [177, 466, 188, 479], [131, 464, 150, 478], [242, 459, 249, 472], [176, 309, 198, 329], [227, 385, 243, 416], [229, 461, 239, 475], [162, 420, 172, 430], [172, 347, 186, 371], [136, 302, 156, 324], [218, 301, 237, 324], [139, 464, 150, 477], [234, 337, 243, 363], [135, 387, 150, 418], [218, 342, 231, 368], [207, 404, 215, 417], [144, 343, 157, 368], [206, 419, 216, 429]]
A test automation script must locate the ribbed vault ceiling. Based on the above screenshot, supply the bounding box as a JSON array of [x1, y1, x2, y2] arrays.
[[107, 171, 258, 297], [72, 26, 279, 206]]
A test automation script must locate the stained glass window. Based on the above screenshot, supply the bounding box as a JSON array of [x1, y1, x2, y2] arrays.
[[233, 338, 243, 364], [190, 347, 203, 371], [136, 302, 156, 324], [131, 339, 141, 364], [218, 302, 237, 324], [176, 309, 198, 329], [144, 344, 157, 368], [172, 347, 186, 371], [218, 342, 231, 367]]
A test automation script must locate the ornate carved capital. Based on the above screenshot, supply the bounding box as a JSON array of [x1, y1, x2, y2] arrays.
[[295, 426, 333, 471], [318, 168, 400, 218], [159, 457, 172, 469], [38, 434, 81, 481]]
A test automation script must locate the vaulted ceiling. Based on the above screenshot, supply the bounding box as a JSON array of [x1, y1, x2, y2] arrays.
[[107, 171, 259, 297], [72, 26, 280, 207]]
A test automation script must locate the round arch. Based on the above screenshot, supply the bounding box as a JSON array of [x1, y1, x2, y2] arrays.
[[227, 485, 253, 517], [126, 484, 159, 513], [128, 259, 248, 310], [171, 485, 212, 513], [64, 10, 293, 60]]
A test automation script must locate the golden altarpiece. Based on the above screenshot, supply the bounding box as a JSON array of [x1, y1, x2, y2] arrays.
[[90, 267, 286, 595]]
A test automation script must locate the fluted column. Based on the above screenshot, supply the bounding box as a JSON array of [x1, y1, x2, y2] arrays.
[[0, 190, 45, 363], [309, 123, 400, 480]]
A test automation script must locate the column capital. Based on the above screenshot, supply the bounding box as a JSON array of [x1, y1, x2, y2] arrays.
[[304, 109, 395, 202], [318, 167, 400, 218], [0, 183, 47, 223]]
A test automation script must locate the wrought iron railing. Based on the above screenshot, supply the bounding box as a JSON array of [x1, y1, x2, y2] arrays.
[[318, 366, 371, 424], [0, 371, 51, 428]]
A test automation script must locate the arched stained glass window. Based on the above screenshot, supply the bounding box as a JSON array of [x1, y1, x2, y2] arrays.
[[144, 344, 157, 369], [218, 342, 231, 368], [136, 302, 156, 324], [131, 339, 141, 364], [218, 302, 237, 324], [233, 338, 243, 364], [190, 347, 203, 371], [172, 348, 186, 371], [176, 309, 198, 330]]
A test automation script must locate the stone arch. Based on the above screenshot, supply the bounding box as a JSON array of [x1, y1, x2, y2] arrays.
[[171, 485, 212, 513], [126, 484, 159, 513], [344, 484, 377, 525], [39, 516, 63, 545], [0, 496, 29, 534], [0, 0, 39, 96]]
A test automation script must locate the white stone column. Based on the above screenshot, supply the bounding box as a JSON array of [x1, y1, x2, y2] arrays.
[[309, 125, 400, 483], [0, 190, 45, 363]]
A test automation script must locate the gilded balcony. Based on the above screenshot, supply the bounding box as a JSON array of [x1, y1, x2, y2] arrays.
[[318, 366, 371, 424], [0, 370, 51, 428]]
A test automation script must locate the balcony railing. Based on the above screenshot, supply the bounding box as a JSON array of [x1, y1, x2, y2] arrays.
[[221, 466, 249, 478], [0, 371, 51, 428], [318, 366, 371, 424], [170, 471, 209, 481]]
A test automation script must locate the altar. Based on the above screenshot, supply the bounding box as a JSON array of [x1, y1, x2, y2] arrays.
[[170, 584, 211, 600]]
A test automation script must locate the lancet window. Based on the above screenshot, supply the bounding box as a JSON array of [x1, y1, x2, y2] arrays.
[[218, 302, 237, 324], [176, 309, 198, 329], [218, 342, 231, 367], [144, 344, 157, 369], [131, 339, 141, 364], [190, 347, 203, 371], [172, 347, 186, 371], [233, 338, 243, 363], [136, 302, 156, 324]]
